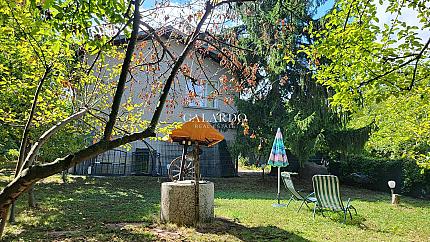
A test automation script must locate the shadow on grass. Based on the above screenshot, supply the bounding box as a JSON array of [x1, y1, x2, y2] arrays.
[[197, 217, 310, 242], [2, 176, 162, 241], [312, 209, 367, 225], [1, 171, 429, 241]]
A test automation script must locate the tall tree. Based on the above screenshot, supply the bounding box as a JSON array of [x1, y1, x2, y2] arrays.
[[304, 0, 430, 168], [0, 0, 257, 236], [231, 0, 346, 167]]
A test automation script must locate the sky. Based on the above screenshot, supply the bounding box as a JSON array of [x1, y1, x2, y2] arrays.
[[138, 0, 429, 45], [312, 0, 335, 19], [313, 0, 429, 43], [142, 0, 337, 21], [375, 0, 429, 43]]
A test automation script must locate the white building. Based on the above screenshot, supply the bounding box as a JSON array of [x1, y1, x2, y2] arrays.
[[71, 27, 238, 178]]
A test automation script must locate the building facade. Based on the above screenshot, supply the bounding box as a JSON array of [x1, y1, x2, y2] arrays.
[[70, 29, 238, 178]]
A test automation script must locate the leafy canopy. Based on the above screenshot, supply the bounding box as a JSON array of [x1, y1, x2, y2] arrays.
[[304, 0, 430, 168]]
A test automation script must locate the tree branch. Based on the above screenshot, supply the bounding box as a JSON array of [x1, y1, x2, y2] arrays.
[[131, 46, 167, 70], [86, 16, 134, 75], [14, 66, 52, 179], [103, 0, 141, 140], [140, 22, 176, 60], [408, 58, 419, 91], [358, 37, 429, 88], [214, 0, 256, 8], [204, 31, 254, 53], [193, 52, 220, 95], [0, 127, 155, 211], [87, 110, 131, 136], [343, 0, 355, 31], [149, 1, 214, 129], [6, 1, 48, 68], [20, 108, 89, 173]]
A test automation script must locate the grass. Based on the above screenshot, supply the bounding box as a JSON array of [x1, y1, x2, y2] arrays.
[[1, 160, 429, 241]]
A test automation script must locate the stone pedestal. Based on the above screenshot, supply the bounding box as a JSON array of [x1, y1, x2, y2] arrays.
[[160, 180, 214, 225]]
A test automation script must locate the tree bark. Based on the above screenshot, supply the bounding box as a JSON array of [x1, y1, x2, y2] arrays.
[[0, 109, 153, 235], [61, 171, 68, 184], [21, 109, 89, 210], [0, 209, 7, 237], [7, 204, 14, 225]]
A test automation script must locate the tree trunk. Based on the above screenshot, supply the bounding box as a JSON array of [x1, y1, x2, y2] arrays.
[[0, 128, 154, 211], [14, 68, 51, 177], [102, 0, 141, 141], [61, 170, 68, 184], [234, 157, 239, 176], [9, 142, 31, 223], [7, 204, 14, 223], [27, 185, 36, 208], [22, 108, 89, 174], [262, 166, 265, 180], [0, 208, 8, 237]]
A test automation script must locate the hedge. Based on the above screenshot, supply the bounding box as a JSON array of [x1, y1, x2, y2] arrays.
[[328, 155, 430, 198]]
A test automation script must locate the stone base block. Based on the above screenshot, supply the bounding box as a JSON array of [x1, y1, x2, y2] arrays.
[[160, 180, 214, 225]]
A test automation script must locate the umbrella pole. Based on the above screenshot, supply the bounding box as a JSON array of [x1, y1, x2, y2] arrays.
[[193, 143, 200, 225], [179, 143, 188, 181], [277, 166, 280, 204], [272, 166, 286, 207]]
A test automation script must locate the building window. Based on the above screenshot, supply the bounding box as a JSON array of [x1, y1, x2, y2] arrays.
[[186, 79, 218, 109]]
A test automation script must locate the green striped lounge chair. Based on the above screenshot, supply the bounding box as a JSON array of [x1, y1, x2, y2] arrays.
[[312, 175, 357, 222], [281, 172, 317, 212]]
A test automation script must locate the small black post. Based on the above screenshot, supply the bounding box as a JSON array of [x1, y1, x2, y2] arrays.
[[178, 141, 188, 181], [124, 152, 127, 175], [194, 143, 200, 225]]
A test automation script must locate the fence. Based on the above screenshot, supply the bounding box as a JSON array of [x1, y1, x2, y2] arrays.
[[157, 140, 236, 177], [69, 140, 236, 178], [70, 148, 161, 176]]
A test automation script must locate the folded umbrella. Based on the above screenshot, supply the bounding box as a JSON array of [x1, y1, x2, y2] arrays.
[[268, 128, 289, 207]]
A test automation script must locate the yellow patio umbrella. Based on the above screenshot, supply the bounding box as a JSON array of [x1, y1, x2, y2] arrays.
[[169, 116, 224, 147]]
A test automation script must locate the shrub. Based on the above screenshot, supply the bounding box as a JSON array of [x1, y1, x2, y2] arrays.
[[5, 149, 19, 161], [329, 154, 430, 198], [402, 160, 430, 197]]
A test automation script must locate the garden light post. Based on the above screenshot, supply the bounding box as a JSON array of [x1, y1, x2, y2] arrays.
[[388, 180, 400, 205], [388, 180, 395, 195]]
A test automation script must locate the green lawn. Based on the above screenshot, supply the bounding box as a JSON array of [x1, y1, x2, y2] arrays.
[[1, 162, 429, 241]]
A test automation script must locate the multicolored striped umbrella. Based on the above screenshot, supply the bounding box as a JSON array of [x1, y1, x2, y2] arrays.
[[268, 128, 289, 167], [268, 128, 289, 207]]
